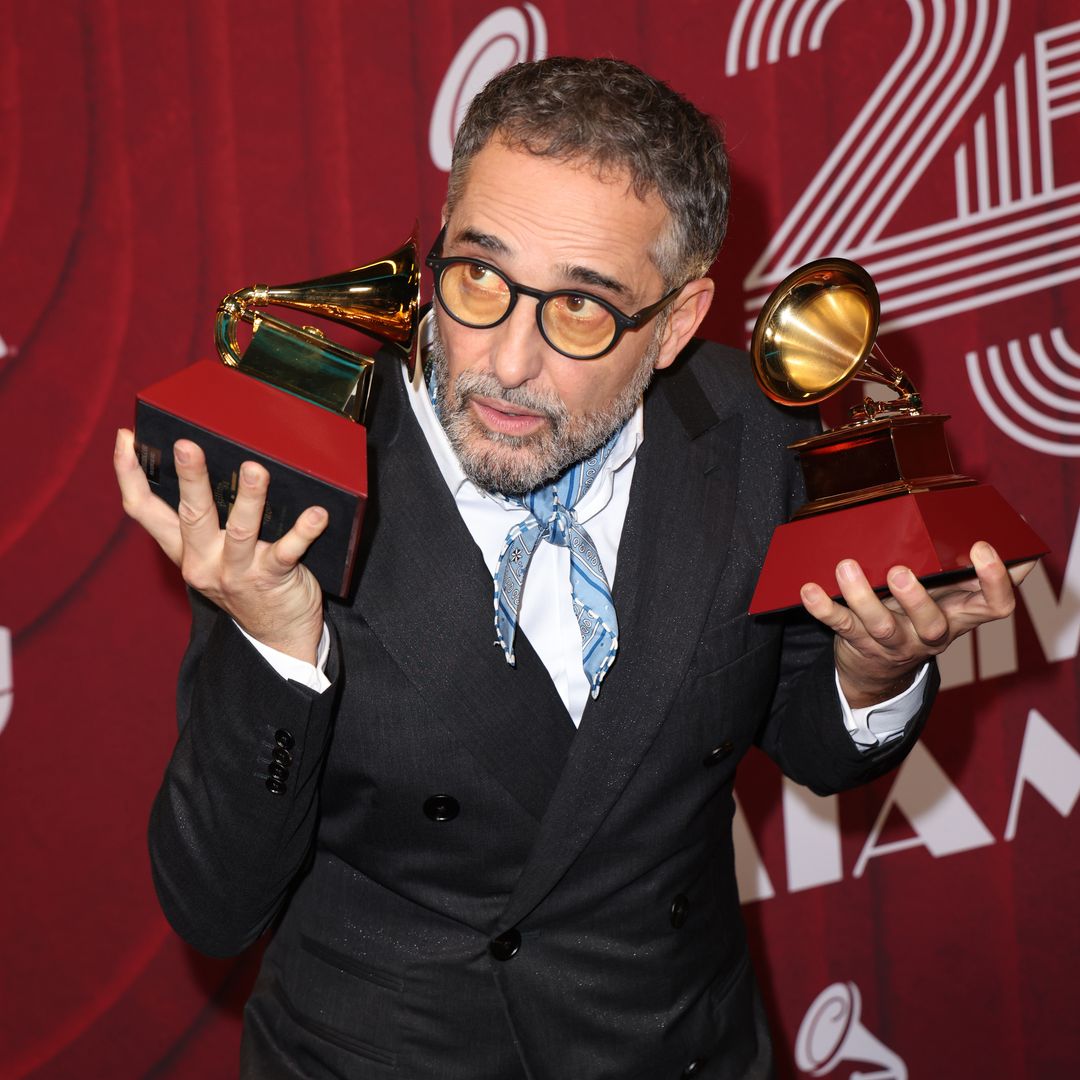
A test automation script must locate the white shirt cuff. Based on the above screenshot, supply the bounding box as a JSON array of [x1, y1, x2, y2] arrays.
[[837, 663, 930, 750], [235, 621, 332, 693]]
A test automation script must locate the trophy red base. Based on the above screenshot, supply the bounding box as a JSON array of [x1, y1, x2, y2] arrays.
[[749, 415, 1047, 614], [135, 359, 367, 598]]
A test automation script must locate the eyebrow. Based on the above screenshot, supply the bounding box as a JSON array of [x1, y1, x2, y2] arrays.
[[448, 226, 633, 302], [450, 227, 510, 256], [557, 263, 632, 301]]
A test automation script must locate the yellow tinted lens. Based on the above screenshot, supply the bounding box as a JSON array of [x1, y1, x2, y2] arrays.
[[542, 294, 617, 357], [440, 262, 511, 326]]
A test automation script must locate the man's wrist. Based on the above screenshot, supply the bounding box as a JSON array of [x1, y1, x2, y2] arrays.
[[236, 621, 332, 692], [233, 615, 324, 666], [837, 663, 931, 749], [835, 658, 920, 711]]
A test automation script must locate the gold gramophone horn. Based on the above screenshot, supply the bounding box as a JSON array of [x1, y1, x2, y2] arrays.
[[751, 258, 921, 422], [214, 226, 421, 423]]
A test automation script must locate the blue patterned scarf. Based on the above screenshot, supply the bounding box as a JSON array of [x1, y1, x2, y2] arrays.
[[493, 432, 621, 698]]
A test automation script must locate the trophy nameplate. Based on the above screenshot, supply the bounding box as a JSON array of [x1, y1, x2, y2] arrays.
[[748, 259, 1047, 614], [134, 229, 419, 598]]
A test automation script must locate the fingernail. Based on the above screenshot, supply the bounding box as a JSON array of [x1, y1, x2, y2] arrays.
[[174, 443, 190, 464], [889, 568, 914, 588], [241, 463, 258, 484], [114, 429, 124, 452], [800, 583, 819, 604], [974, 541, 996, 566], [838, 560, 858, 582], [307, 507, 327, 525]]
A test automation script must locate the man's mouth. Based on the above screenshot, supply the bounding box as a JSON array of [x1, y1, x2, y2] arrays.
[[469, 395, 550, 437]]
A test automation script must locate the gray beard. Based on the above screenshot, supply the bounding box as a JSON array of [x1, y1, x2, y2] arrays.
[[427, 314, 658, 495]]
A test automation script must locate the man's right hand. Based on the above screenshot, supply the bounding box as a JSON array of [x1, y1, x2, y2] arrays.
[[114, 429, 328, 664]]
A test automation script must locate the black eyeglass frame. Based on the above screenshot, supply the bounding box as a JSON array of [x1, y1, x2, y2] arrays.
[[425, 226, 685, 361]]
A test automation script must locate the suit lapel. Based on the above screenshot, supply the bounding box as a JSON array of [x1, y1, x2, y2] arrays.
[[348, 358, 575, 824], [499, 358, 744, 929]]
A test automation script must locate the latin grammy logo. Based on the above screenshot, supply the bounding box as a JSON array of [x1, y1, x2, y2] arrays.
[[428, 3, 547, 172], [796, 981, 908, 1080]]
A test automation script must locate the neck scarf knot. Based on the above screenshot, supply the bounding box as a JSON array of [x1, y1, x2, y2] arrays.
[[493, 433, 621, 698]]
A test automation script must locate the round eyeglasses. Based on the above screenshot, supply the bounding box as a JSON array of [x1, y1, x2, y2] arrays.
[[425, 227, 684, 361]]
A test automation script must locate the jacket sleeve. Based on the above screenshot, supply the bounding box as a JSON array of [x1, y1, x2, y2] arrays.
[[147, 589, 342, 957], [754, 605, 940, 796]]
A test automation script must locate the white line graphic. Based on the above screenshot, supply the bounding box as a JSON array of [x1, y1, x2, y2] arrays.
[[729, 3, 1080, 332], [0, 628, 11, 736], [428, 4, 547, 172], [966, 329, 1080, 455]]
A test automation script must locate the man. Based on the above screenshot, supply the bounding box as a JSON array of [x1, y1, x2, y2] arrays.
[[115, 58, 1024, 1079]]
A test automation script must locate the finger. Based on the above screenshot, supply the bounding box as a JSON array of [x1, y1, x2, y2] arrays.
[[174, 440, 223, 558], [114, 428, 183, 563], [799, 580, 863, 640], [263, 507, 330, 578], [884, 566, 949, 647], [834, 559, 901, 645], [969, 541, 1016, 618], [221, 461, 270, 572]]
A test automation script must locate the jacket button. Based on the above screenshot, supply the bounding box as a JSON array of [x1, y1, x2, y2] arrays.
[[670, 894, 690, 929], [489, 928, 521, 961], [682, 1059, 707, 1077], [423, 794, 460, 822], [272, 747, 292, 766], [268, 762, 289, 781], [703, 740, 734, 767], [266, 777, 287, 795], [275, 729, 295, 750]]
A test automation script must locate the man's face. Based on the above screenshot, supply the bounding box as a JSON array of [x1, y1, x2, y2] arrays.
[[430, 140, 684, 495]]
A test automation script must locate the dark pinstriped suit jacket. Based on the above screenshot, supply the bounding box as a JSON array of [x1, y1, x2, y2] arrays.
[[149, 339, 936, 1079]]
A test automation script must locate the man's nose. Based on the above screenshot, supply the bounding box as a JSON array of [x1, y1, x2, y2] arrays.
[[489, 297, 546, 388]]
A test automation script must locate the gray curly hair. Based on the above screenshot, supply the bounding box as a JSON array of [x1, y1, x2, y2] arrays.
[[446, 56, 730, 287]]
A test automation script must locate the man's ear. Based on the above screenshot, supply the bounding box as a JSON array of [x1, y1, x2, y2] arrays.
[[652, 277, 715, 371]]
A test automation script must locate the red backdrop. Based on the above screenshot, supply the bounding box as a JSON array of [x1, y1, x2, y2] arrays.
[[2, 2, 1078, 1077]]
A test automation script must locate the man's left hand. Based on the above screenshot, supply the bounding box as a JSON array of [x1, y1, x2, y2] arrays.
[[800, 541, 1036, 710]]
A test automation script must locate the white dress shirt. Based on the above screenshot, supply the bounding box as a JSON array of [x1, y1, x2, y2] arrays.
[[244, 352, 927, 747]]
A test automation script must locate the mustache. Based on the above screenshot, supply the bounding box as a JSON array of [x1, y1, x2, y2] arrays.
[[452, 370, 569, 426]]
